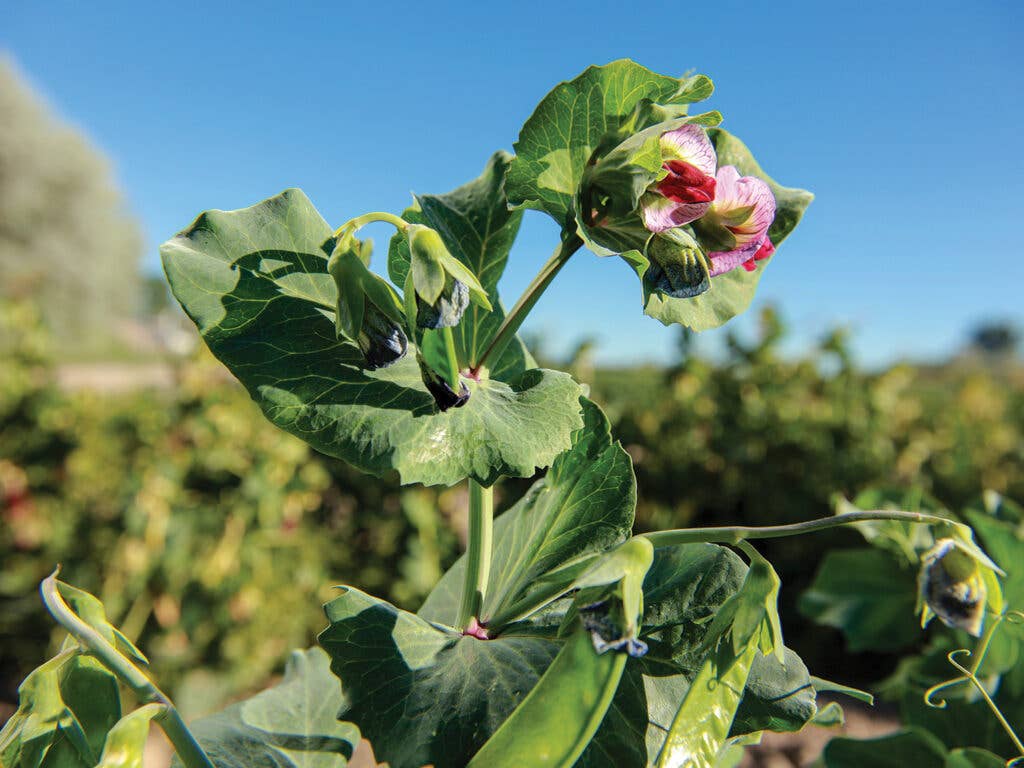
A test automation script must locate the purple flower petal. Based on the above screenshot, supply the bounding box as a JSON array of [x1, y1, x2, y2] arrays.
[[659, 124, 716, 176], [711, 166, 775, 250], [641, 193, 711, 232], [708, 236, 764, 277]]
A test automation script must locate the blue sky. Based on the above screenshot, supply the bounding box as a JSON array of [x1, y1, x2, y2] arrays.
[[5, 1, 1022, 365]]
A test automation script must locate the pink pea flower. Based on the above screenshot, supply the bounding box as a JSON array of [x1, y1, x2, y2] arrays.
[[703, 166, 776, 277], [641, 124, 718, 232]]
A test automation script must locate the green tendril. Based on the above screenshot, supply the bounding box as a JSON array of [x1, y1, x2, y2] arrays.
[[921, 612, 1024, 762]]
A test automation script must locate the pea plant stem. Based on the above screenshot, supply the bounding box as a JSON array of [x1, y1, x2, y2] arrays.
[[639, 510, 954, 548], [333, 211, 409, 238], [471, 232, 583, 374], [40, 570, 215, 768], [457, 480, 494, 631]]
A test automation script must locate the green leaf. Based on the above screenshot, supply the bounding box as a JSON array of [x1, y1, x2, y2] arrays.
[[0, 651, 121, 768], [731, 648, 816, 735], [409, 234, 447, 304], [810, 702, 846, 728], [179, 648, 357, 768], [701, 547, 784, 663], [507, 59, 713, 224], [810, 676, 875, 706], [823, 729, 950, 768], [161, 188, 583, 486], [418, 398, 636, 627], [799, 548, 921, 652], [95, 704, 163, 768], [466, 629, 627, 768], [319, 587, 559, 768], [388, 152, 531, 381]]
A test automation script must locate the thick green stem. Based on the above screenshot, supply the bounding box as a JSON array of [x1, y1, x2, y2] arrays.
[[333, 211, 409, 238], [41, 571, 214, 768], [457, 480, 494, 630], [471, 232, 583, 374], [639, 510, 954, 548]]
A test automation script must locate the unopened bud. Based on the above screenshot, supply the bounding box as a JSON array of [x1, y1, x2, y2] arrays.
[[328, 233, 408, 370], [644, 229, 710, 299], [417, 276, 469, 329], [418, 353, 470, 411], [919, 539, 987, 637]]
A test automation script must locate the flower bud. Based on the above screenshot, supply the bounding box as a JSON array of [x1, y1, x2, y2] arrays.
[[579, 599, 648, 658], [417, 351, 470, 411], [407, 224, 491, 330], [918, 538, 988, 636], [416, 276, 469, 329], [358, 303, 408, 370], [644, 229, 710, 299], [328, 234, 408, 370]]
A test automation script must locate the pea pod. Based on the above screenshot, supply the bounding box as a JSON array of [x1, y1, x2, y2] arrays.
[[656, 640, 759, 768], [466, 628, 626, 768]]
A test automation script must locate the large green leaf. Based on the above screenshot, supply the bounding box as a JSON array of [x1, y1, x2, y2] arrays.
[[387, 151, 531, 381], [179, 648, 357, 768], [506, 59, 713, 224], [0, 651, 121, 768], [418, 398, 635, 627], [318, 587, 559, 768], [799, 547, 920, 652], [161, 188, 583, 487]]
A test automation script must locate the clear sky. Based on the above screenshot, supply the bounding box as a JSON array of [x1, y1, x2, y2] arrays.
[[5, 1, 1022, 365]]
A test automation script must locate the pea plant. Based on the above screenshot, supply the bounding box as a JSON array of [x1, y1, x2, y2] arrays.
[[2, 60, 1019, 768]]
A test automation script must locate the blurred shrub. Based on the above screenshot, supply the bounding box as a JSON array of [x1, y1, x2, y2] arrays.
[[2, 301, 1021, 708]]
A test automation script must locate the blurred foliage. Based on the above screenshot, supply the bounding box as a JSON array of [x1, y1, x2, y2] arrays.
[[0, 300, 460, 715], [0, 57, 141, 355], [2, 301, 1022, 715]]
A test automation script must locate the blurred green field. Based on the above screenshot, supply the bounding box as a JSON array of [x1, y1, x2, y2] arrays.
[[2, 300, 1022, 719]]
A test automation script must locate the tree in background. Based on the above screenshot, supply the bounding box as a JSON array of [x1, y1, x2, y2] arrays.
[[970, 321, 1020, 358], [0, 57, 141, 354]]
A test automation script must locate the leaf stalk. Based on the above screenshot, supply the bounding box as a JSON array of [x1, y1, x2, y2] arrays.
[[639, 510, 955, 548], [333, 211, 409, 238], [471, 231, 583, 374]]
